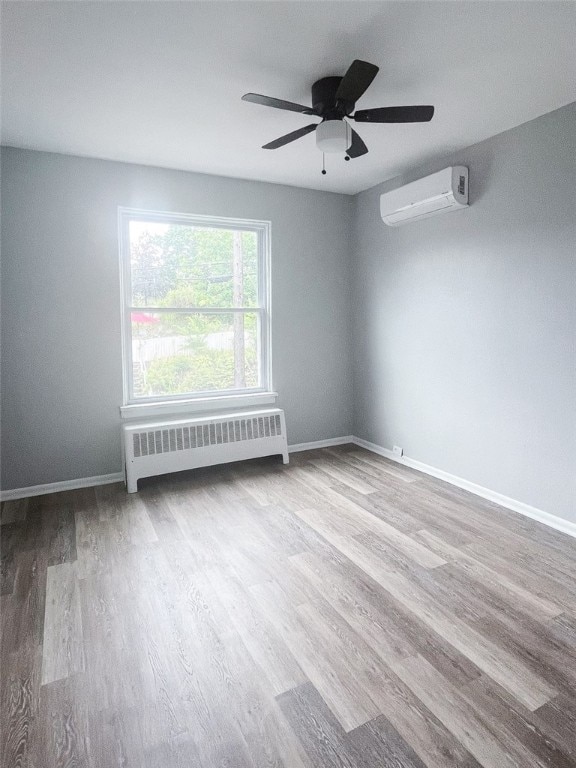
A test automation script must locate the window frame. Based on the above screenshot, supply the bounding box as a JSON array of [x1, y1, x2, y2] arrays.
[[118, 207, 273, 414]]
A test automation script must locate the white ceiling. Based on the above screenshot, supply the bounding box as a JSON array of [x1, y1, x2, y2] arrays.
[[2, 1, 576, 195]]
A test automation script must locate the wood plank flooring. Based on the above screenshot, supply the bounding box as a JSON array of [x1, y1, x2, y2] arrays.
[[2, 444, 576, 767]]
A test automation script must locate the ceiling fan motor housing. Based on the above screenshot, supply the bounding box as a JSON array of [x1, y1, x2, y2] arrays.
[[312, 76, 355, 116]]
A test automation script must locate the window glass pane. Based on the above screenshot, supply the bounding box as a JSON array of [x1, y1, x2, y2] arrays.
[[129, 221, 258, 308], [131, 311, 260, 398]]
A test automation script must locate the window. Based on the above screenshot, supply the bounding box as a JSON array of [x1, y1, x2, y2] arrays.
[[119, 208, 272, 413]]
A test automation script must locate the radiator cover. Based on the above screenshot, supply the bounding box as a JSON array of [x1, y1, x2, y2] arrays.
[[123, 408, 288, 492]]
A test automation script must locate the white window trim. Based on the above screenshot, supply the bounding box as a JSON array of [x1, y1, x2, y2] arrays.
[[118, 207, 274, 418], [120, 391, 279, 419]]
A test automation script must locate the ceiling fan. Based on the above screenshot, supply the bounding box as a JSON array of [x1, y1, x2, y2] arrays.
[[242, 59, 434, 168]]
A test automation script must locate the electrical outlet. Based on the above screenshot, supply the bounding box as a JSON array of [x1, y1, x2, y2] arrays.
[[393, 445, 403, 457]]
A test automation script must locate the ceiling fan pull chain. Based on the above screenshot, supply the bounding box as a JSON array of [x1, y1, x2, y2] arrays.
[[321, 153, 327, 175]]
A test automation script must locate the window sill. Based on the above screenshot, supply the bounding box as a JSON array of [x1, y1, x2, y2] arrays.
[[120, 392, 278, 420]]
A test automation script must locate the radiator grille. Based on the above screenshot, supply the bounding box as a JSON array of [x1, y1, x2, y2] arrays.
[[132, 414, 282, 459]]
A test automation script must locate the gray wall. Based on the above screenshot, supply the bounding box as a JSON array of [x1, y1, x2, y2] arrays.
[[1, 148, 353, 489], [352, 103, 576, 523]]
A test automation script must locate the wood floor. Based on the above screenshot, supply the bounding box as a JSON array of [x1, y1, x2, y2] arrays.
[[2, 445, 576, 768]]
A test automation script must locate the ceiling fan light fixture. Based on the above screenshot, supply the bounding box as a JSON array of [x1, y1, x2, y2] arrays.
[[316, 119, 351, 153]]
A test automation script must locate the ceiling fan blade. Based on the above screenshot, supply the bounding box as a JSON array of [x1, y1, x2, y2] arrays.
[[347, 128, 368, 159], [242, 93, 314, 115], [354, 105, 435, 123], [335, 60, 379, 104], [262, 123, 318, 150]]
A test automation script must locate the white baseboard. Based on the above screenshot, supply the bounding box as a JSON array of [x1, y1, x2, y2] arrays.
[[0, 472, 125, 502], [352, 436, 576, 540], [288, 436, 354, 453]]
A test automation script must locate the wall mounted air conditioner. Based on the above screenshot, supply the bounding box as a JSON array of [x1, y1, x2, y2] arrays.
[[380, 166, 468, 226]]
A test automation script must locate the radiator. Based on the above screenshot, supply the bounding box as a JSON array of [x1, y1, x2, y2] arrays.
[[123, 408, 288, 493]]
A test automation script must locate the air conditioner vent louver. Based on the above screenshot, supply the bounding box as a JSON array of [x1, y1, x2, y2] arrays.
[[123, 409, 288, 492]]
